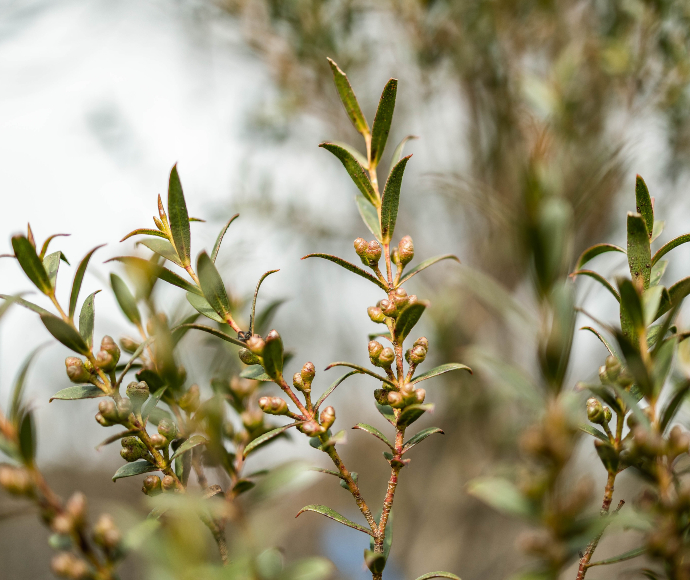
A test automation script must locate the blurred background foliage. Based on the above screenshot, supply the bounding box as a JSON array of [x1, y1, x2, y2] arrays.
[[3, 0, 690, 578]]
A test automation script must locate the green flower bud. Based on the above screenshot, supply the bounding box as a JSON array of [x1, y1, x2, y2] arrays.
[[320, 406, 336, 430], [142, 475, 162, 496], [668, 425, 690, 457], [378, 347, 395, 368], [157, 418, 178, 440], [120, 446, 145, 462], [603, 406, 612, 423], [120, 437, 145, 451], [246, 335, 265, 355], [293, 372, 306, 391], [258, 396, 289, 415], [605, 356, 621, 381], [367, 306, 386, 323], [414, 388, 426, 404], [126, 381, 149, 409], [413, 337, 429, 350], [95, 350, 115, 371], [586, 397, 605, 424], [100, 336, 120, 365], [241, 410, 263, 431], [387, 391, 405, 408], [365, 240, 382, 266], [230, 377, 255, 398], [379, 299, 397, 317], [65, 357, 90, 383], [239, 347, 261, 365], [373, 389, 389, 405], [94, 412, 113, 427], [354, 237, 368, 258], [391, 247, 401, 266], [119, 337, 140, 354], [406, 345, 427, 365], [617, 368, 633, 388], [398, 235, 414, 266], [301, 362, 316, 386], [93, 514, 121, 550], [161, 475, 176, 492], [116, 398, 133, 421], [98, 399, 118, 422], [299, 421, 325, 437], [149, 433, 168, 449], [179, 384, 200, 412], [368, 340, 384, 364], [598, 365, 610, 385]]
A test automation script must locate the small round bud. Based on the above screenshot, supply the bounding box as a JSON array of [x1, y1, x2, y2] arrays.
[[149, 433, 168, 449], [51, 552, 88, 579], [120, 446, 145, 462], [378, 347, 395, 368], [414, 388, 426, 404], [258, 396, 289, 416], [407, 294, 418, 306], [94, 412, 113, 427], [320, 406, 336, 430], [368, 340, 384, 364], [398, 236, 414, 266], [301, 362, 316, 385], [179, 384, 200, 413], [95, 350, 115, 372], [413, 337, 429, 350], [65, 357, 90, 383], [239, 348, 261, 365], [391, 247, 401, 265], [142, 475, 162, 496], [0, 465, 33, 496], [116, 398, 133, 421], [246, 335, 265, 355], [161, 475, 176, 492], [354, 238, 368, 257], [65, 492, 87, 526], [367, 306, 386, 323], [126, 381, 150, 408], [586, 398, 605, 424], [365, 240, 382, 265], [52, 513, 73, 535], [98, 399, 118, 422], [100, 336, 121, 364], [617, 368, 633, 387], [93, 514, 121, 550], [380, 299, 397, 317], [293, 372, 306, 391], [300, 421, 325, 437], [605, 356, 621, 381], [241, 410, 263, 431], [119, 337, 140, 353], [407, 345, 427, 365], [387, 391, 405, 408], [157, 418, 178, 440], [603, 406, 612, 423], [229, 377, 255, 398]]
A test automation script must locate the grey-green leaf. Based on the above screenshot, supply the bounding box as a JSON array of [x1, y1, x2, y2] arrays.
[[327, 58, 369, 135], [324, 362, 396, 387], [244, 422, 300, 457], [380, 154, 411, 243], [112, 460, 158, 481], [296, 504, 373, 535], [579, 424, 609, 443], [137, 239, 183, 267], [107, 256, 201, 296], [142, 387, 167, 422], [172, 324, 245, 348], [394, 300, 428, 342], [319, 143, 378, 206], [170, 435, 208, 461], [186, 292, 223, 323], [389, 135, 418, 175], [302, 254, 388, 291], [402, 427, 444, 453], [0, 295, 50, 317], [240, 365, 272, 382], [42, 251, 63, 289], [110, 273, 141, 325], [212, 213, 239, 262], [197, 251, 232, 321], [355, 195, 382, 241], [332, 142, 368, 168], [575, 243, 626, 271], [19, 411, 36, 463], [370, 78, 397, 167], [635, 175, 654, 238], [50, 385, 106, 402], [120, 228, 167, 242], [397, 255, 460, 287], [652, 233, 690, 266], [79, 291, 100, 349], [250, 270, 280, 335], [167, 165, 191, 266], [397, 403, 434, 428], [571, 270, 620, 302], [12, 235, 52, 294], [40, 314, 90, 355], [262, 330, 284, 381], [588, 546, 645, 568], [410, 363, 472, 385], [352, 423, 394, 449], [467, 477, 535, 519], [627, 212, 651, 290], [69, 245, 105, 319]]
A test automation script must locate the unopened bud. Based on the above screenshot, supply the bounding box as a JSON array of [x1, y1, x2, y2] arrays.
[[586, 398, 605, 424], [407, 294, 418, 306], [414, 388, 426, 404], [378, 347, 395, 368], [406, 345, 427, 365], [95, 350, 115, 372], [149, 433, 168, 449], [116, 398, 133, 421], [157, 419, 177, 440], [320, 406, 336, 430], [239, 348, 261, 365], [398, 236, 414, 266], [414, 337, 429, 350], [365, 241, 382, 266], [293, 372, 306, 391], [100, 336, 121, 364], [126, 381, 149, 409], [368, 340, 384, 364], [0, 465, 33, 496], [65, 357, 90, 383], [391, 247, 401, 265], [98, 399, 118, 422], [142, 475, 162, 496], [354, 238, 368, 258], [65, 492, 87, 526], [301, 362, 316, 387], [379, 299, 397, 317], [120, 446, 145, 462], [258, 396, 289, 415], [51, 552, 88, 579], [52, 513, 73, 535], [387, 391, 405, 408], [229, 377, 255, 398], [300, 421, 324, 437], [241, 410, 263, 431], [93, 513, 121, 550], [179, 384, 200, 412], [367, 306, 386, 323], [246, 335, 265, 355], [161, 475, 176, 492], [603, 406, 612, 423], [618, 368, 633, 387], [605, 356, 621, 381], [119, 337, 140, 353], [94, 412, 113, 427]]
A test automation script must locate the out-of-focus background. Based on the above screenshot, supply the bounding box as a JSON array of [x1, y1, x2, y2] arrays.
[[2, 1, 690, 578]]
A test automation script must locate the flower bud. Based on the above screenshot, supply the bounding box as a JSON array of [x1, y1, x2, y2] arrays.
[[158, 419, 178, 440], [116, 398, 133, 421], [368, 340, 384, 364], [414, 337, 429, 350], [51, 552, 88, 579], [119, 336, 140, 353], [0, 466, 32, 496], [120, 446, 145, 462], [598, 365, 610, 384], [398, 236, 414, 266], [407, 294, 418, 306], [65, 357, 90, 383], [93, 513, 121, 550], [301, 362, 316, 386], [617, 368, 633, 388], [98, 399, 118, 422], [52, 514, 73, 535], [149, 433, 168, 449], [94, 412, 113, 427], [586, 397, 605, 424], [605, 356, 621, 381], [406, 345, 427, 365], [354, 237, 368, 258], [241, 410, 263, 431], [320, 406, 336, 430], [258, 396, 289, 415], [126, 381, 149, 409], [230, 377, 255, 398], [374, 389, 389, 405], [365, 241, 382, 266], [367, 306, 386, 323], [179, 384, 200, 413], [65, 492, 87, 526], [246, 335, 265, 355], [378, 347, 395, 368], [142, 475, 162, 496], [391, 247, 401, 265], [100, 336, 121, 365], [95, 349, 115, 372], [414, 388, 426, 404], [603, 406, 612, 423], [379, 299, 397, 317], [293, 372, 305, 391], [239, 348, 261, 365], [299, 421, 325, 436], [387, 391, 405, 408], [161, 475, 176, 492]]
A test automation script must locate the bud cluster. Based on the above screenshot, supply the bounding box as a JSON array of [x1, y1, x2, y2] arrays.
[[354, 238, 382, 268], [95, 335, 120, 372], [51, 552, 89, 579], [120, 436, 149, 462], [95, 397, 134, 427], [368, 288, 418, 324], [598, 355, 632, 388], [405, 337, 428, 367], [293, 362, 315, 393], [390, 235, 414, 269]]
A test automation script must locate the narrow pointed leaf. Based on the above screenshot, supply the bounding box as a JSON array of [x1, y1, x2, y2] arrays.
[[656, 277, 690, 319], [579, 425, 609, 443], [116, 339, 154, 388], [69, 245, 105, 318], [627, 213, 651, 290], [580, 327, 621, 360], [643, 286, 664, 328], [652, 233, 690, 266], [141, 387, 167, 422], [353, 423, 394, 449], [167, 165, 191, 266], [380, 154, 411, 243], [172, 324, 246, 348], [327, 58, 369, 135], [651, 220, 665, 243], [410, 363, 472, 385], [364, 550, 386, 574], [588, 546, 645, 567], [651, 260, 668, 286], [170, 435, 208, 461], [43, 251, 64, 289], [197, 251, 232, 320], [50, 385, 106, 402], [244, 422, 300, 457], [394, 300, 428, 342], [0, 295, 50, 317], [120, 228, 167, 242], [19, 411, 36, 463], [79, 290, 100, 349], [397, 403, 434, 428], [39, 233, 70, 259], [415, 573, 461, 580], [575, 244, 626, 271], [376, 402, 396, 425], [239, 365, 272, 381], [10, 345, 46, 420], [397, 254, 461, 287], [250, 270, 280, 334], [112, 460, 158, 481], [262, 330, 284, 381], [186, 292, 223, 323], [137, 239, 183, 267], [40, 314, 90, 355], [95, 429, 137, 451], [571, 270, 620, 302], [635, 175, 654, 237], [467, 477, 535, 519], [110, 273, 141, 325], [296, 504, 373, 535], [661, 381, 690, 432], [107, 256, 201, 296], [315, 371, 360, 410], [332, 142, 368, 168], [356, 195, 382, 241], [319, 143, 377, 206], [302, 254, 388, 290], [402, 427, 444, 453], [12, 235, 51, 294], [324, 362, 395, 387], [211, 213, 239, 262], [389, 135, 417, 175], [612, 384, 650, 428], [370, 79, 397, 167]]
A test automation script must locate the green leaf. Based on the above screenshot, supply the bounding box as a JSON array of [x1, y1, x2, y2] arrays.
[[380, 154, 411, 243], [588, 546, 645, 567], [376, 403, 396, 425], [415, 573, 461, 580], [40, 314, 90, 355], [232, 479, 256, 495], [116, 338, 153, 386], [574, 243, 626, 271], [296, 504, 373, 535], [611, 383, 650, 428], [394, 300, 428, 342], [186, 292, 223, 323], [660, 381, 690, 432], [327, 58, 369, 135], [570, 270, 620, 302], [262, 330, 284, 381], [10, 345, 46, 421], [197, 251, 232, 321], [12, 235, 52, 294], [594, 439, 619, 472], [579, 424, 609, 443], [635, 175, 654, 238], [137, 239, 183, 267], [167, 165, 191, 266], [364, 550, 387, 575], [410, 363, 472, 385], [580, 327, 621, 360], [650, 260, 668, 287], [107, 256, 201, 296], [112, 460, 158, 481], [250, 270, 280, 335], [402, 427, 444, 453], [356, 195, 382, 241], [239, 365, 272, 381], [50, 385, 107, 402], [467, 477, 535, 519], [0, 295, 50, 317], [319, 143, 378, 206], [397, 403, 434, 428], [580, 383, 623, 415], [656, 277, 690, 319], [95, 429, 137, 451], [39, 233, 70, 260], [301, 254, 388, 291], [314, 371, 360, 410], [397, 255, 460, 287], [370, 78, 397, 167], [110, 273, 141, 325], [120, 228, 167, 242], [211, 213, 239, 262], [651, 220, 665, 243], [332, 142, 368, 168], [19, 411, 36, 463], [42, 251, 64, 289], [142, 386, 167, 422], [618, 277, 644, 337], [627, 212, 651, 290], [643, 286, 664, 328], [173, 323, 245, 348], [324, 362, 396, 387], [69, 245, 105, 319], [170, 435, 208, 461], [389, 135, 418, 175], [78, 291, 100, 349], [652, 233, 690, 266], [352, 423, 394, 449], [243, 422, 300, 457]]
